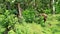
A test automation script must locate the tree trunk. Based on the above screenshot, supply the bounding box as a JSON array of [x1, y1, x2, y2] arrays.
[[50, 0, 53, 14], [52, 0, 55, 15], [17, 3, 22, 17], [6, 2, 11, 10]]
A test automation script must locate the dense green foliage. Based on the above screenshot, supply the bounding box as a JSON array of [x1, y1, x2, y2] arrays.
[[0, 0, 60, 34]]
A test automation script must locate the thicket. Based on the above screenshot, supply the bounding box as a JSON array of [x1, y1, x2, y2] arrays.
[[0, 0, 60, 34]]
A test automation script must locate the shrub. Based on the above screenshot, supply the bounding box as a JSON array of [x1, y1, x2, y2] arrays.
[[22, 9, 36, 23], [8, 30, 16, 34], [0, 25, 5, 34], [22, 9, 44, 24]]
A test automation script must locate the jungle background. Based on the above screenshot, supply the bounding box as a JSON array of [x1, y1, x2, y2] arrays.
[[0, 0, 60, 34]]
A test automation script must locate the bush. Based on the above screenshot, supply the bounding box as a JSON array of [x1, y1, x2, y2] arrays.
[[0, 10, 19, 34], [0, 25, 5, 34], [0, 14, 6, 26], [22, 9, 44, 24], [22, 9, 36, 23], [44, 9, 51, 14], [34, 16, 44, 24], [8, 30, 16, 34]]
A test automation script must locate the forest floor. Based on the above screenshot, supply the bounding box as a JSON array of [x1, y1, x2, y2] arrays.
[[8, 14, 60, 34]]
